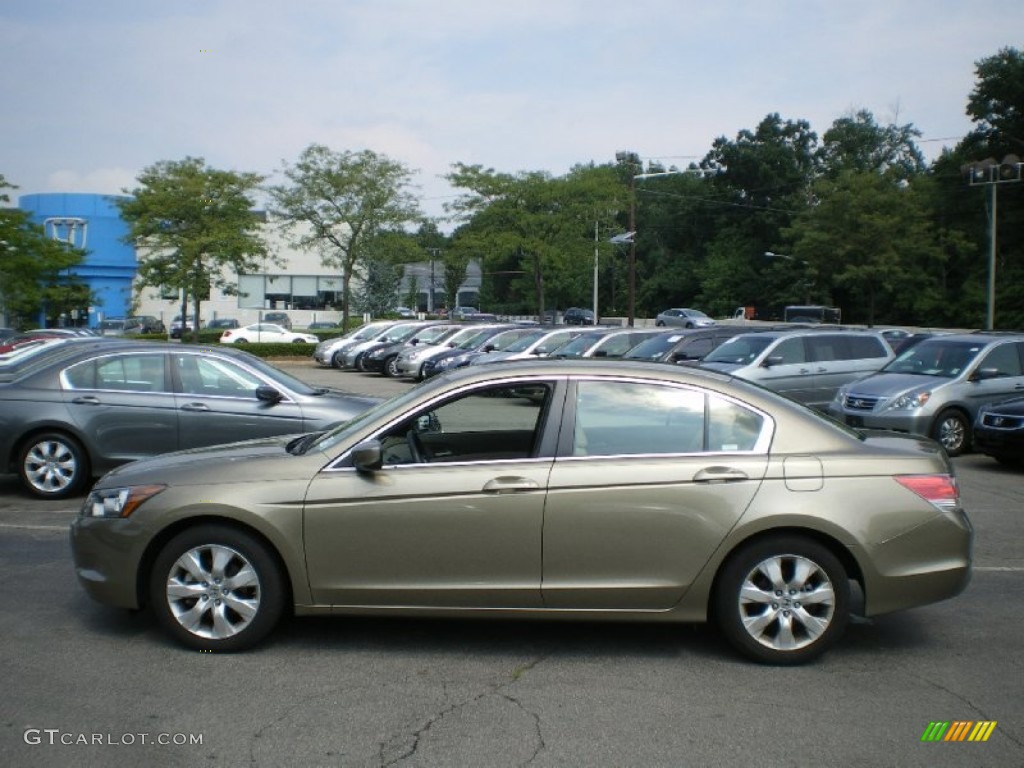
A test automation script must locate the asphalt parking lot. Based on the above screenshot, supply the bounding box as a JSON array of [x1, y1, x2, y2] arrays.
[[1, 359, 1022, 767]]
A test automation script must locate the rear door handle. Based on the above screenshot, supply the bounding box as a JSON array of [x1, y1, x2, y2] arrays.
[[71, 396, 101, 405], [693, 467, 749, 484], [482, 477, 541, 494], [180, 403, 211, 412]]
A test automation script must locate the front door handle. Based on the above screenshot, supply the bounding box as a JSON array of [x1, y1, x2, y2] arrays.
[[71, 396, 101, 405], [180, 403, 211, 412], [482, 477, 541, 494], [693, 466, 749, 484]]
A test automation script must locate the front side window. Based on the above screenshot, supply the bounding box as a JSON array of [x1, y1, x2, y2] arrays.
[[977, 342, 1023, 377], [772, 337, 807, 365], [174, 354, 264, 398], [377, 382, 554, 466]]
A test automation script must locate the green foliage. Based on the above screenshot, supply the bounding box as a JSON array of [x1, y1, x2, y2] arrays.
[[116, 158, 267, 342], [445, 162, 624, 316], [269, 144, 421, 331], [0, 173, 92, 326]]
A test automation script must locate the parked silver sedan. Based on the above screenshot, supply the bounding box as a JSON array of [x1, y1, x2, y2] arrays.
[[71, 360, 971, 664], [0, 342, 379, 498]]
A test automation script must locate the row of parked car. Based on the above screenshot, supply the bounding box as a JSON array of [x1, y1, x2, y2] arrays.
[[314, 320, 1024, 463]]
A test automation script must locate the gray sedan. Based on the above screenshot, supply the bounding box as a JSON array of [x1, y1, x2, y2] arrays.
[[0, 342, 379, 499], [71, 359, 971, 664]]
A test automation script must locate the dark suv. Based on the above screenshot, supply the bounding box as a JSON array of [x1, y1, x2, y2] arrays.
[[563, 307, 596, 325], [263, 312, 292, 329], [126, 316, 166, 334]]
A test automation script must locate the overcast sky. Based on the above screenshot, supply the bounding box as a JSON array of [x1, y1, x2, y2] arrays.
[[2, 0, 1020, 223]]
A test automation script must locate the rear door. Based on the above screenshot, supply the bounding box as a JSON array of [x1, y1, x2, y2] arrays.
[[542, 377, 770, 610], [62, 351, 178, 464]]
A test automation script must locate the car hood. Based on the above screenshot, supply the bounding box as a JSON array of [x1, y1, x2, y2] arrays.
[[843, 372, 952, 397], [307, 390, 382, 419], [95, 435, 317, 488], [699, 361, 743, 373]]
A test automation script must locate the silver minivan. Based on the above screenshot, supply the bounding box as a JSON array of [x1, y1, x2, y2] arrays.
[[700, 329, 893, 410], [827, 332, 1024, 455]]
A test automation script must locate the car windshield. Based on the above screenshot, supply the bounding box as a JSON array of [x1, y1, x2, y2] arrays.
[[881, 339, 983, 378], [233, 352, 323, 395], [301, 386, 422, 455], [702, 336, 777, 365], [624, 333, 680, 360], [534, 331, 580, 354], [552, 332, 605, 357], [416, 326, 459, 344], [502, 330, 548, 352], [450, 326, 495, 349]]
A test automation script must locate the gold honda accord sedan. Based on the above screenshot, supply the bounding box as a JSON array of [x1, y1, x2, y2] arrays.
[[71, 360, 972, 664]]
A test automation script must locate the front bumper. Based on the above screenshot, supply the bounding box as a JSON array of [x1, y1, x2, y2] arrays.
[[827, 404, 935, 437], [70, 517, 149, 610]]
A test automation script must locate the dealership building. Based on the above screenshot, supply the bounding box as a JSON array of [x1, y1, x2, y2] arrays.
[[17, 192, 480, 329]]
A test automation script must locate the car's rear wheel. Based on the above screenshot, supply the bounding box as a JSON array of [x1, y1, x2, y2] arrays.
[[150, 525, 286, 652], [234, 338, 248, 344], [714, 536, 849, 665], [18, 431, 90, 499], [932, 409, 970, 456]]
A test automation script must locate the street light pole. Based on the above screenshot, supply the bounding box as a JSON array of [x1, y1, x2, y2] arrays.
[[593, 221, 599, 324], [765, 251, 812, 304], [964, 155, 1022, 330]]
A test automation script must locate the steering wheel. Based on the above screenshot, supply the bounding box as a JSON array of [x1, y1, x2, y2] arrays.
[[406, 429, 428, 463]]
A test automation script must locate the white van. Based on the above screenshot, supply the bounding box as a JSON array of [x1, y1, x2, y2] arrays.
[[699, 329, 893, 410]]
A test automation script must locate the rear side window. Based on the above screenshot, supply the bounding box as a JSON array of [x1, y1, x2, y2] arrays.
[[846, 335, 890, 360], [571, 381, 766, 456], [806, 336, 843, 363]]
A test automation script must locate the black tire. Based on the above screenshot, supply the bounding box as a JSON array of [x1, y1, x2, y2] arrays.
[[149, 525, 286, 652], [384, 356, 400, 378], [234, 338, 248, 344], [932, 409, 970, 456], [656, 320, 665, 327], [17, 431, 90, 499], [331, 350, 345, 369], [291, 338, 305, 344], [714, 536, 850, 665]]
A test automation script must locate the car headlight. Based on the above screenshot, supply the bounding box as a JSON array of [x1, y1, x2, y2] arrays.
[[81, 484, 166, 518], [885, 391, 932, 411]]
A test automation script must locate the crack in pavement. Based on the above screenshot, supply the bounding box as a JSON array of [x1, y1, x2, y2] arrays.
[[377, 653, 551, 767]]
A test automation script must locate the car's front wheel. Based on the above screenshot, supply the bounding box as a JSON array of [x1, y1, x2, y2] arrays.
[[384, 356, 400, 377], [18, 431, 90, 499], [149, 525, 286, 652], [933, 409, 970, 456], [714, 536, 849, 665]]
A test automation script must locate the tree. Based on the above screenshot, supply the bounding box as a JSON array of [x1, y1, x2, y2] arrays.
[[269, 144, 422, 330], [818, 109, 926, 180], [783, 171, 944, 325], [0, 174, 91, 327], [445, 162, 624, 317], [117, 158, 267, 341]]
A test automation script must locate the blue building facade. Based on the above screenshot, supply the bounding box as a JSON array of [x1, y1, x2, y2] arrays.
[[19, 193, 135, 328]]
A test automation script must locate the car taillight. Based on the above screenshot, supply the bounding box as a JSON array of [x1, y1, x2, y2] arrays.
[[223, 330, 233, 337], [895, 474, 960, 512]]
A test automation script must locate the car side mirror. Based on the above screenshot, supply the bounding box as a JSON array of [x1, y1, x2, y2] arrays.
[[969, 367, 1002, 382], [593, 350, 608, 357], [352, 440, 383, 472], [255, 385, 283, 403], [484, 344, 496, 352], [763, 355, 784, 368]]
